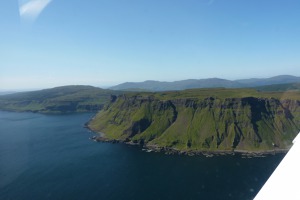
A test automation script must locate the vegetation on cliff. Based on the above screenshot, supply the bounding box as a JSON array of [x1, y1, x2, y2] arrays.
[[88, 88, 300, 152]]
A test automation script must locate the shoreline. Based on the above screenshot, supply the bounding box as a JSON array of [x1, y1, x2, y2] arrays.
[[86, 129, 289, 157]]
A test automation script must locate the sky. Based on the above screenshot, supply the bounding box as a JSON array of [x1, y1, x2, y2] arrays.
[[0, 0, 300, 90]]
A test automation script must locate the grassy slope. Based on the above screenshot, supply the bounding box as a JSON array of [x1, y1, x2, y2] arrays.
[[0, 85, 121, 113], [89, 88, 300, 152]]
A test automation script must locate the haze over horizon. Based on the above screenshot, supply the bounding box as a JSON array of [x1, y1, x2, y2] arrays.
[[1, 0, 300, 90]]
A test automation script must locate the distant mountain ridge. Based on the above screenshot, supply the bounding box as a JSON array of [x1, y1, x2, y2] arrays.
[[236, 75, 300, 86], [110, 75, 300, 91]]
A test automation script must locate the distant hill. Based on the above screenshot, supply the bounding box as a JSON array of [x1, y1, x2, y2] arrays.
[[0, 85, 121, 113], [236, 75, 300, 87], [110, 78, 244, 91], [110, 75, 300, 91], [0, 91, 17, 96], [254, 82, 300, 92], [1, 75, 300, 113]]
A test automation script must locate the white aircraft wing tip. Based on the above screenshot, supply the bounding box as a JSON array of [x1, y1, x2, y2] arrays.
[[292, 132, 300, 144]]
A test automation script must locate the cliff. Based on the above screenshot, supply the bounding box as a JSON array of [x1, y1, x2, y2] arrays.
[[88, 89, 300, 152]]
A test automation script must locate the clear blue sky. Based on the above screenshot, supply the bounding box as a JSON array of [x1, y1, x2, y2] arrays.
[[1, 0, 300, 90]]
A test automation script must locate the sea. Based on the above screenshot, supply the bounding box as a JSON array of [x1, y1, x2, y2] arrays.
[[0, 111, 285, 200]]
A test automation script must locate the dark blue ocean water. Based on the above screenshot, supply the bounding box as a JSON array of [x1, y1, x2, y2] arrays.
[[0, 111, 285, 200]]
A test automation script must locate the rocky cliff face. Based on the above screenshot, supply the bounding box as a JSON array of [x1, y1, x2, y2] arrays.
[[88, 94, 300, 152]]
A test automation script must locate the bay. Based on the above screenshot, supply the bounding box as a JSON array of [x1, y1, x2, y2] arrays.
[[0, 111, 284, 200]]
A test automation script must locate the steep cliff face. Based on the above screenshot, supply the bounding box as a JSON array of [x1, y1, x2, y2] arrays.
[[89, 94, 300, 152]]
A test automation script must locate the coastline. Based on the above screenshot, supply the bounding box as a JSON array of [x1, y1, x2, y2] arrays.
[[84, 114, 289, 157], [85, 125, 289, 157]]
